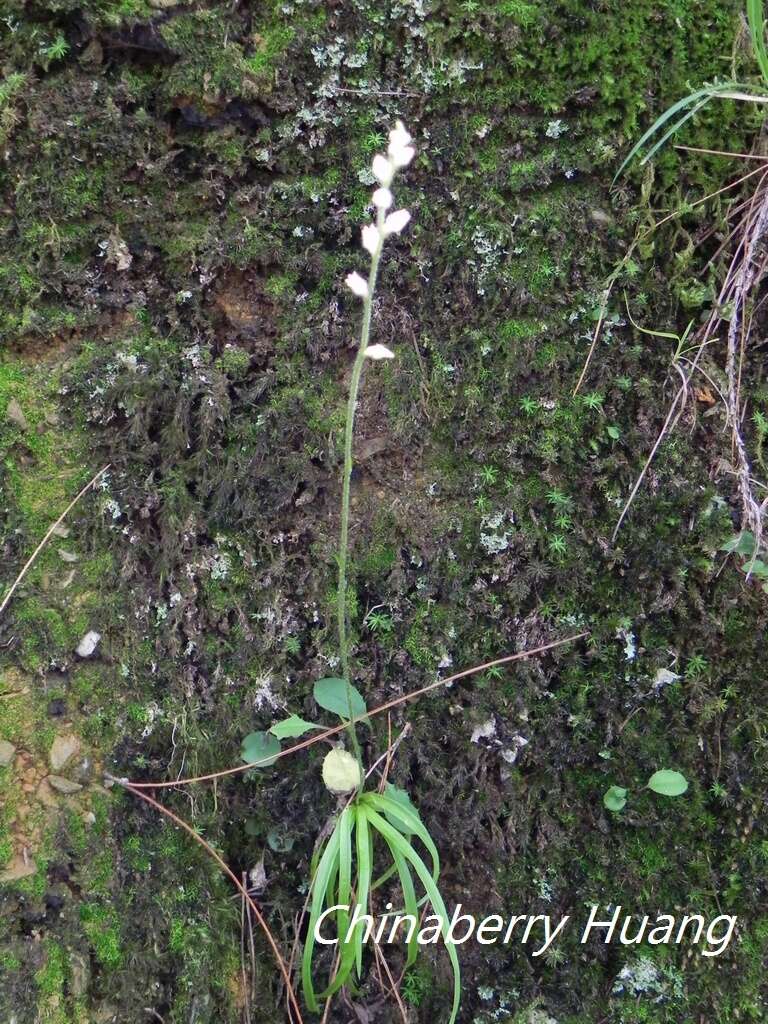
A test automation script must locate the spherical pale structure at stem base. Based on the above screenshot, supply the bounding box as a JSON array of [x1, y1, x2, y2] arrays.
[[322, 748, 362, 794]]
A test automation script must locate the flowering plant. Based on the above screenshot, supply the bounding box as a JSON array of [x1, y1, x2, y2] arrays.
[[240, 122, 462, 1021]]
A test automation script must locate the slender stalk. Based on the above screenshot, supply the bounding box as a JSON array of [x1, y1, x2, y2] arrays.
[[0, 464, 110, 618], [337, 206, 386, 777]]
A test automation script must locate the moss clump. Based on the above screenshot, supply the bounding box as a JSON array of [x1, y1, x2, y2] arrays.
[[34, 942, 67, 1024], [79, 904, 123, 969]]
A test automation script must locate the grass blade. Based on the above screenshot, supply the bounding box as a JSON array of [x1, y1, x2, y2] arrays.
[[362, 791, 440, 882], [364, 808, 461, 1024], [321, 804, 372, 998], [302, 822, 341, 1012], [638, 95, 713, 167], [354, 803, 373, 978], [370, 861, 398, 890], [748, 0, 768, 85], [613, 86, 719, 180], [383, 838, 420, 968], [336, 806, 353, 946]]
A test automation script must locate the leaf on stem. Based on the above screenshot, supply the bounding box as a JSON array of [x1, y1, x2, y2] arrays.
[[269, 715, 323, 740], [314, 677, 368, 723], [241, 731, 281, 767]]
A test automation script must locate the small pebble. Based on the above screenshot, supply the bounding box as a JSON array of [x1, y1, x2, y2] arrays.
[[76, 631, 101, 658], [47, 775, 83, 795]]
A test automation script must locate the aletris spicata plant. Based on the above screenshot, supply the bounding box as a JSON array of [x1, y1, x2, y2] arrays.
[[241, 122, 462, 1022]]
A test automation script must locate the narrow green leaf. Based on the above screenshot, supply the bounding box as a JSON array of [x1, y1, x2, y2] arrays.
[[370, 861, 399, 891], [240, 731, 281, 767], [268, 714, 323, 740], [647, 769, 689, 797], [362, 791, 440, 882], [748, 0, 768, 85], [603, 785, 628, 812], [381, 783, 422, 834], [336, 806, 353, 947], [613, 86, 718, 180], [314, 677, 368, 722], [364, 807, 461, 1024], [322, 805, 371, 997], [354, 803, 372, 979], [302, 824, 342, 1013], [387, 841, 420, 968], [637, 95, 712, 167], [614, 82, 752, 181]]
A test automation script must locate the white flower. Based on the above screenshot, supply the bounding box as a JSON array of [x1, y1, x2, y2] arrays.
[[372, 187, 393, 209], [364, 344, 395, 360], [390, 144, 415, 169], [383, 209, 411, 235], [345, 271, 369, 298], [372, 154, 393, 186], [388, 120, 412, 153], [361, 224, 381, 255]]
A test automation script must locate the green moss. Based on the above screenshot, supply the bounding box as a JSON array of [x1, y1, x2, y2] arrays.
[[34, 942, 66, 1024], [79, 904, 123, 969], [244, 24, 296, 78]]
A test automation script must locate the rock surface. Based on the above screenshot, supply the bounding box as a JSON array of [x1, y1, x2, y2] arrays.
[[49, 733, 81, 771], [5, 397, 28, 430], [0, 854, 37, 883], [75, 631, 101, 657], [47, 774, 83, 794]]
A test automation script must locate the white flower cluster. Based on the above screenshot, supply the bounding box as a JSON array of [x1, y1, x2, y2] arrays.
[[345, 121, 415, 362]]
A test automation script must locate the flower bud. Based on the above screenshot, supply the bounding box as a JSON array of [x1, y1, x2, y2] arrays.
[[389, 145, 415, 169], [388, 121, 412, 153], [364, 344, 395, 360], [383, 209, 411, 235], [372, 187, 393, 210], [361, 224, 381, 255], [345, 271, 369, 298], [372, 154, 393, 186]]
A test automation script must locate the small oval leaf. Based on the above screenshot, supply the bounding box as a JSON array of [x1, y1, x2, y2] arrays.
[[314, 677, 368, 721], [721, 531, 756, 556], [269, 715, 323, 740], [647, 769, 688, 797], [603, 785, 628, 812], [241, 731, 281, 767]]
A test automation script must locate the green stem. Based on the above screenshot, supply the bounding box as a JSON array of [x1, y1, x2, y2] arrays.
[[337, 206, 386, 780]]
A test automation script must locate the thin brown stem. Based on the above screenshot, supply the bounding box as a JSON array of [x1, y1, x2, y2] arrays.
[[109, 778, 304, 1024], [0, 464, 110, 617], [121, 633, 587, 790]]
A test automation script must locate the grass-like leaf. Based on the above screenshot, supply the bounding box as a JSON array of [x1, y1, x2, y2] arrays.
[[303, 794, 461, 1020], [748, 0, 768, 85], [302, 822, 342, 1012], [361, 791, 440, 882], [387, 840, 420, 968], [353, 804, 372, 979], [362, 806, 461, 1024], [613, 85, 729, 182], [336, 806, 353, 944]]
